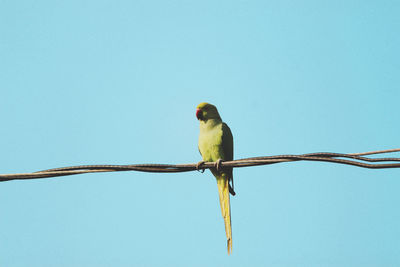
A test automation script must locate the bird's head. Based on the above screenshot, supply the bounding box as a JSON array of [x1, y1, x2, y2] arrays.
[[196, 102, 221, 121]]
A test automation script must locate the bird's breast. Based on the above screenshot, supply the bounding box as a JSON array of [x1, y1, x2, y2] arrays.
[[198, 124, 223, 162]]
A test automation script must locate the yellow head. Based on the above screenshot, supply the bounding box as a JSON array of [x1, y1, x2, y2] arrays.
[[196, 102, 221, 121]]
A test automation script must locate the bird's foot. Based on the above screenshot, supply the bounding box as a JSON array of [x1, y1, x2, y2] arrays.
[[215, 159, 223, 172], [196, 161, 206, 173]]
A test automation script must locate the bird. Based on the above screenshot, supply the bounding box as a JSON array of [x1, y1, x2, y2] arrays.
[[196, 102, 235, 254]]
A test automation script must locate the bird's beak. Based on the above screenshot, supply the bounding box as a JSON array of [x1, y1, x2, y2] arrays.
[[196, 109, 203, 120]]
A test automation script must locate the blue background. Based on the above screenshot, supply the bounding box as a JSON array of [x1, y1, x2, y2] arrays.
[[1, 1, 399, 266]]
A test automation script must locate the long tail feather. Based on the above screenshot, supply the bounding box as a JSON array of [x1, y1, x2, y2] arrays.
[[217, 176, 232, 254]]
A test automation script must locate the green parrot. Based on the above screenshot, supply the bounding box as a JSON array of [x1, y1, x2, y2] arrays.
[[196, 102, 235, 254]]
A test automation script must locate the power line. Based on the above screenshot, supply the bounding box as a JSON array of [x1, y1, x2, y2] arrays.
[[1, 148, 399, 182]]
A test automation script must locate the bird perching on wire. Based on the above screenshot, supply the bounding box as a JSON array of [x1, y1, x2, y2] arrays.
[[196, 102, 235, 255]]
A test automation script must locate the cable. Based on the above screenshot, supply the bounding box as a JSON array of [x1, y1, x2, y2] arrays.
[[1, 148, 399, 182]]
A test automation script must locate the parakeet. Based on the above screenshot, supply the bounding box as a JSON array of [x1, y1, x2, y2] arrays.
[[196, 102, 235, 254]]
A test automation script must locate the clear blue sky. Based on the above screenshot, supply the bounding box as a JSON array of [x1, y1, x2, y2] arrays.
[[1, 0, 400, 266]]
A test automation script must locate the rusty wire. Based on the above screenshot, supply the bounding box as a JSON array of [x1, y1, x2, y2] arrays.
[[1, 149, 399, 182]]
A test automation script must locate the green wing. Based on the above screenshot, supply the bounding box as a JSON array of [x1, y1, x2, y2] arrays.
[[221, 123, 233, 161], [221, 123, 235, 195]]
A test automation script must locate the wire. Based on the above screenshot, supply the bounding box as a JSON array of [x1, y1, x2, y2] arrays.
[[1, 148, 399, 182]]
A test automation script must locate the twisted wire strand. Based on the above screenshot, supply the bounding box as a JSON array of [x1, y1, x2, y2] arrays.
[[1, 148, 399, 182]]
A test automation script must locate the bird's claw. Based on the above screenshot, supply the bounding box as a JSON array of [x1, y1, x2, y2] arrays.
[[196, 161, 206, 173], [215, 159, 223, 172]]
